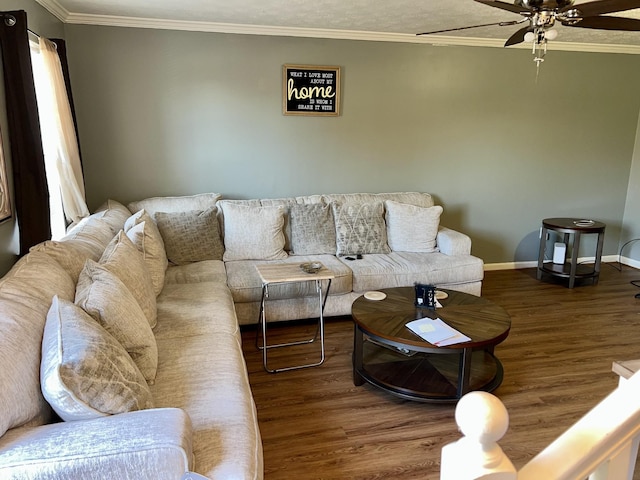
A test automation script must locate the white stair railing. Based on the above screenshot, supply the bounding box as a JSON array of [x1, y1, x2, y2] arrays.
[[441, 369, 640, 480]]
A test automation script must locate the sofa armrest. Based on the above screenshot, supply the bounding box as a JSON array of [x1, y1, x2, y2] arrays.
[[437, 226, 472, 256], [0, 408, 193, 479]]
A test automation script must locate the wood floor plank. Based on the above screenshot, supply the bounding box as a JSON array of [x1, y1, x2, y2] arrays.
[[241, 264, 640, 479]]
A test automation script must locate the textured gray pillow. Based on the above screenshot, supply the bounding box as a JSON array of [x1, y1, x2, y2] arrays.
[[384, 201, 443, 253], [41, 296, 154, 422], [75, 260, 158, 383], [289, 203, 336, 255], [332, 201, 391, 256], [154, 207, 223, 265]]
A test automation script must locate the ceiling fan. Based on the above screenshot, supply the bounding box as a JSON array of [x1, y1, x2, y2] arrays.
[[417, 0, 640, 67]]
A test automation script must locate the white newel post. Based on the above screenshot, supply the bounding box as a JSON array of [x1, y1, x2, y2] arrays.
[[441, 391, 516, 480]]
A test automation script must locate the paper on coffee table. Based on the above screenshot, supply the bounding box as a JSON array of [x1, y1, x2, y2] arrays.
[[406, 317, 471, 346]]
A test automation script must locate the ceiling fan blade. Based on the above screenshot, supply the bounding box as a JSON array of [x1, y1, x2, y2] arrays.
[[564, 0, 640, 16], [564, 15, 640, 30], [474, 0, 530, 14], [504, 25, 531, 46], [417, 19, 522, 35]]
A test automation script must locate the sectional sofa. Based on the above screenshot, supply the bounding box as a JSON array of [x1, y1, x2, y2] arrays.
[[0, 191, 482, 479]]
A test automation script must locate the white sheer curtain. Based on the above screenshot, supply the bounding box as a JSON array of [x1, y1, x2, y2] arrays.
[[32, 37, 89, 232]]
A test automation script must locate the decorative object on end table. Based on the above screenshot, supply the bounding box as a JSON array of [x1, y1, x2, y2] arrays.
[[300, 261, 323, 274]]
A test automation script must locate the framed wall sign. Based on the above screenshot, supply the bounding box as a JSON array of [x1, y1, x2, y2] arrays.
[[283, 64, 341, 116]]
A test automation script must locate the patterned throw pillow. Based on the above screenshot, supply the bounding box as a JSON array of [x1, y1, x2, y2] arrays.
[[332, 201, 391, 256], [100, 231, 157, 328], [124, 209, 168, 295], [289, 203, 336, 255], [41, 296, 154, 422], [75, 260, 158, 382], [384, 201, 443, 253], [154, 207, 223, 265], [220, 203, 288, 261]]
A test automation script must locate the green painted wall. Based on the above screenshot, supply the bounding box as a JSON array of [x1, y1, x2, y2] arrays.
[[623, 111, 640, 263], [0, 0, 64, 275], [65, 25, 640, 264]]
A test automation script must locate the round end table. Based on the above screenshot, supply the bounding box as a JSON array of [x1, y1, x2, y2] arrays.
[[536, 217, 606, 288]]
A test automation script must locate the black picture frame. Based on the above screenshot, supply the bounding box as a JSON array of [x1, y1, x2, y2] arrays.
[[283, 64, 341, 116]]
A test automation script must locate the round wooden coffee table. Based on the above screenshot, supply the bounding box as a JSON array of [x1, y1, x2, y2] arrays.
[[352, 287, 511, 403]]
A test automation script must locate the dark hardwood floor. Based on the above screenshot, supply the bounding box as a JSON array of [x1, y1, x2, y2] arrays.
[[240, 264, 640, 479]]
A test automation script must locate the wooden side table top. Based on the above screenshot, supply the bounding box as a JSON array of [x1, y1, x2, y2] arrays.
[[255, 263, 335, 284], [542, 218, 606, 233]]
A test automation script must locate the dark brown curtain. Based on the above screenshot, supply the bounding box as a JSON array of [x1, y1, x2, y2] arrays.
[[0, 10, 51, 254]]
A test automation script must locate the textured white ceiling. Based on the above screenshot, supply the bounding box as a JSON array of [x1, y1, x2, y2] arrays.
[[37, 0, 640, 47]]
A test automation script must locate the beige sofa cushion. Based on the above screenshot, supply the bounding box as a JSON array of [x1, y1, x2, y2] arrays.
[[322, 192, 434, 208], [341, 251, 484, 292], [75, 260, 158, 382], [165, 260, 228, 285], [87, 199, 131, 235], [385, 200, 443, 253], [332, 201, 390, 256], [100, 231, 157, 328], [127, 192, 221, 216], [0, 253, 76, 437], [124, 209, 168, 295], [152, 283, 263, 479], [220, 202, 287, 261], [30, 240, 101, 283], [155, 208, 224, 265], [40, 296, 154, 422]]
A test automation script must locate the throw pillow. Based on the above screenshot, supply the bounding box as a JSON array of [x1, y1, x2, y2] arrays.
[[100, 231, 157, 328], [289, 203, 336, 255], [332, 201, 391, 256], [41, 296, 154, 422], [384, 200, 443, 253], [154, 207, 224, 265], [124, 209, 168, 295], [75, 260, 158, 382], [220, 203, 288, 261]]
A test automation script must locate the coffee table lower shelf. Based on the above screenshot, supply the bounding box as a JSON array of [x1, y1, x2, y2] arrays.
[[354, 337, 504, 403]]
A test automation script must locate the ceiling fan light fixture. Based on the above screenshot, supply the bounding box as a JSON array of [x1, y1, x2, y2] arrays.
[[544, 28, 558, 39]]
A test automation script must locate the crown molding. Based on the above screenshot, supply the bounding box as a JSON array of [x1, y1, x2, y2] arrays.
[[35, 4, 640, 55], [34, 0, 69, 22]]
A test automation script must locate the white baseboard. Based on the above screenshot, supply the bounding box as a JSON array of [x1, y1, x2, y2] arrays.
[[484, 255, 632, 271]]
